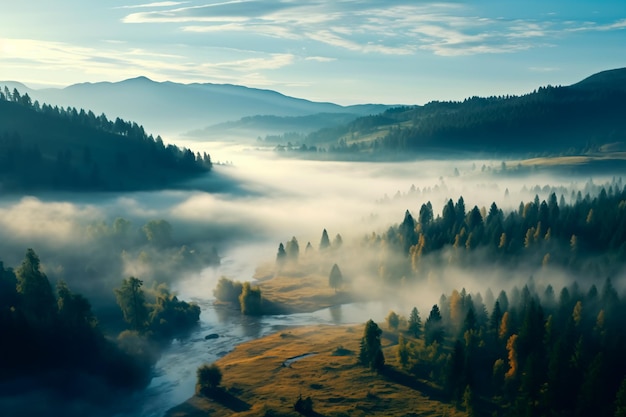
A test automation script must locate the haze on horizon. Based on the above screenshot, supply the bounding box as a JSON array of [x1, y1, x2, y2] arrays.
[[1, 0, 625, 105]]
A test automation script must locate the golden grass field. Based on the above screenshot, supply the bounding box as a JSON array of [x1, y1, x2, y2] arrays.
[[166, 324, 464, 417], [251, 262, 363, 314]]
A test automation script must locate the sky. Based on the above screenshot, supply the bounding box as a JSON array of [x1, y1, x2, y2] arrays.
[[0, 0, 625, 105]]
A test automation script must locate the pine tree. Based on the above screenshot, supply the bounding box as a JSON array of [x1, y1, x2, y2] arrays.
[[360, 319, 384, 371], [319, 229, 330, 250], [408, 307, 422, 338], [276, 243, 287, 266], [114, 277, 148, 332], [16, 248, 56, 322], [424, 304, 444, 345], [328, 264, 343, 292]]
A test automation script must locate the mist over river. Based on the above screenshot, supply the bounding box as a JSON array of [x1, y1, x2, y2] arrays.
[[124, 253, 396, 417], [1, 141, 619, 417]]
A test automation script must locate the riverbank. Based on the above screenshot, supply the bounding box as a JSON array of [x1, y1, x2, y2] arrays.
[[248, 262, 369, 315], [165, 324, 463, 417]]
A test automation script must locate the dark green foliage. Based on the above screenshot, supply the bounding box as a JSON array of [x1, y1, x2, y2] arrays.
[[462, 385, 476, 417], [319, 229, 330, 250], [213, 276, 244, 303], [359, 319, 385, 371], [399, 210, 417, 254], [276, 243, 287, 266], [114, 277, 149, 332], [377, 185, 626, 279], [424, 305, 444, 345], [0, 261, 17, 310], [0, 88, 211, 191], [0, 252, 161, 397], [142, 219, 173, 247], [285, 237, 299, 262], [294, 395, 313, 415], [332, 345, 353, 356], [239, 282, 262, 315], [299, 70, 626, 156], [148, 286, 200, 340], [408, 307, 422, 338], [328, 263, 343, 292], [56, 280, 96, 329], [386, 310, 400, 330], [615, 377, 626, 417], [15, 248, 56, 322], [197, 363, 222, 394]]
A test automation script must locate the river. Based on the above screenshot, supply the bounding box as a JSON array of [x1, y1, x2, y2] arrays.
[[121, 254, 394, 417]]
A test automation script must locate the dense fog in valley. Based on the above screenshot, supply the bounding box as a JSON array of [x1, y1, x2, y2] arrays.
[[1, 137, 625, 417], [1, 140, 623, 310]]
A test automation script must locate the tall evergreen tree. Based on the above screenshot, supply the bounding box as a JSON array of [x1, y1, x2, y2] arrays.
[[114, 277, 148, 331], [359, 319, 384, 371], [328, 263, 343, 292], [15, 248, 56, 322], [408, 306, 422, 338], [319, 229, 330, 250]]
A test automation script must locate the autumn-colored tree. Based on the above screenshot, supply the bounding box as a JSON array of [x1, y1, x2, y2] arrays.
[[505, 334, 519, 380], [239, 282, 262, 315]]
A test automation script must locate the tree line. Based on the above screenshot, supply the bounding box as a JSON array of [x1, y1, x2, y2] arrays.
[[369, 184, 626, 283], [268, 70, 626, 158], [0, 86, 212, 191], [366, 276, 626, 416], [0, 248, 200, 402]]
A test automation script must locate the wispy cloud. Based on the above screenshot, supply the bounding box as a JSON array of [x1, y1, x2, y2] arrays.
[[566, 17, 626, 32], [305, 56, 336, 63], [119, 1, 626, 58], [116, 1, 188, 9], [529, 66, 559, 73], [0, 37, 294, 87]]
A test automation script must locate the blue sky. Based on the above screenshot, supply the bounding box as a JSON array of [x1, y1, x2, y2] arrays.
[[0, 0, 625, 104]]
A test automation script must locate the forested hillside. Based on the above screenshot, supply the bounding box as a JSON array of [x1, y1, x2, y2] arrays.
[[370, 180, 626, 282], [0, 87, 212, 192], [291, 68, 626, 157], [0, 249, 201, 414]]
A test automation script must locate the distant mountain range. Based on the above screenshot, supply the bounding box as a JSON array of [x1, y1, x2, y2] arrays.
[[0, 77, 391, 137]]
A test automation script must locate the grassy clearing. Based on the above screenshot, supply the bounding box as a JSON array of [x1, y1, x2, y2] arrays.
[[516, 152, 626, 167], [251, 262, 367, 314], [166, 324, 464, 417]]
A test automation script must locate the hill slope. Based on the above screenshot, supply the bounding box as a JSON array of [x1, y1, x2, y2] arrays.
[[0, 92, 211, 192], [298, 67, 626, 157], [0, 78, 391, 136]]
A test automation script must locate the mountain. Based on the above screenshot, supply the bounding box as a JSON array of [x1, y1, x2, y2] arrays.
[[0, 93, 211, 192], [570, 67, 626, 92], [0, 78, 391, 137], [293, 67, 626, 157], [185, 112, 362, 142]]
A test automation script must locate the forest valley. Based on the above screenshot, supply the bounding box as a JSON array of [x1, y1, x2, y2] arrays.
[[206, 181, 626, 417], [0, 248, 202, 407]]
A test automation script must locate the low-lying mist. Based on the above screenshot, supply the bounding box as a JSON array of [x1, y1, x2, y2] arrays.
[[1, 139, 622, 312]]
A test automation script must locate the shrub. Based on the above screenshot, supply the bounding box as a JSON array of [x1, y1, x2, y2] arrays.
[[294, 395, 313, 415], [196, 363, 222, 394]]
